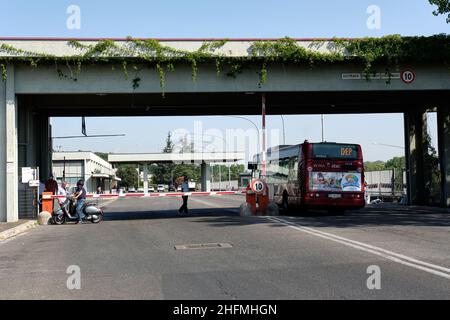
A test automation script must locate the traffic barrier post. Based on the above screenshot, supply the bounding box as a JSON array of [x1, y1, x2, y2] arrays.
[[245, 185, 257, 215], [41, 192, 54, 214]]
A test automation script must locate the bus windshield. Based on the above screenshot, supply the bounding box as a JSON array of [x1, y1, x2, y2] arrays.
[[312, 144, 358, 159]]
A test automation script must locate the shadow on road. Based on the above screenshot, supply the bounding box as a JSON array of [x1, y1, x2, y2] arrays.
[[103, 202, 450, 229], [103, 207, 239, 221], [193, 205, 450, 229]]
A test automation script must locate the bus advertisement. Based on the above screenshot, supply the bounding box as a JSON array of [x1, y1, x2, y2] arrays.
[[253, 141, 365, 212]]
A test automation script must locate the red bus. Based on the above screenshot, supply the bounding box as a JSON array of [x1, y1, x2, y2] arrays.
[[254, 141, 365, 213]]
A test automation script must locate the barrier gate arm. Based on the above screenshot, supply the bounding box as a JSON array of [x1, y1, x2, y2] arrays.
[[42, 190, 247, 200]]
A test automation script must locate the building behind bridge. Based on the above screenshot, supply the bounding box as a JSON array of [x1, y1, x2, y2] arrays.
[[52, 151, 121, 193]]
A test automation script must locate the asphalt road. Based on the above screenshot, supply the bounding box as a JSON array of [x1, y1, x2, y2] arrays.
[[0, 195, 449, 299]]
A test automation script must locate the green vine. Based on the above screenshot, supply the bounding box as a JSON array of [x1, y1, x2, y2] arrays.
[[0, 35, 449, 93], [0, 63, 6, 81], [337, 34, 450, 79]]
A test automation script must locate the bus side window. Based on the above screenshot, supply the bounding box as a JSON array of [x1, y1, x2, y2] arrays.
[[279, 159, 289, 182], [288, 157, 299, 182]]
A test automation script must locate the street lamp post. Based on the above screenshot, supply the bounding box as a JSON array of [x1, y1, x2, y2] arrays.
[[280, 115, 286, 145], [228, 164, 231, 191], [225, 116, 260, 155], [321, 114, 324, 142], [372, 142, 404, 149], [219, 164, 222, 191]]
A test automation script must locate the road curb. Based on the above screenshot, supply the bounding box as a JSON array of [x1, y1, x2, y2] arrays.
[[0, 220, 38, 241]]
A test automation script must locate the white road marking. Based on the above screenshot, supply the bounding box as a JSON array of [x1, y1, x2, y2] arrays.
[[268, 216, 450, 281]]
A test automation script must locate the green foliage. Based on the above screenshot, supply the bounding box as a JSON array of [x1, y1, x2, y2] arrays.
[[338, 34, 450, 80], [429, 0, 450, 22], [151, 132, 176, 184], [1, 35, 449, 93], [211, 164, 245, 181], [364, 161, 386, 171], [94, 152, 109, 161], [250, 37, 345, 85], [385, 156, 406, 170], [172, 165, 201, 184], [116, 165, 139, 189]]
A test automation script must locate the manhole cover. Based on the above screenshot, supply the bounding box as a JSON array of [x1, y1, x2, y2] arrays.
[[174, 243, 233, 250]]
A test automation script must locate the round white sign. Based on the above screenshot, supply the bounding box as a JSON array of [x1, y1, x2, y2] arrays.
[[401, 70, 416, 84], [251, 179, 266, 194]]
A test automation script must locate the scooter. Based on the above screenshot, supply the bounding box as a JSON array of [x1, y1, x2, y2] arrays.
[[53, 196, 103, 225]]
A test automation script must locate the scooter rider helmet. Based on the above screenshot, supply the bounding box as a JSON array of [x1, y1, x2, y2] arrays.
[[77, 179, 84, 187]]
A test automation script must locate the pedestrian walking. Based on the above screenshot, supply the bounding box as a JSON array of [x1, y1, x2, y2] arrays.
[[178, 177, 190, 215]]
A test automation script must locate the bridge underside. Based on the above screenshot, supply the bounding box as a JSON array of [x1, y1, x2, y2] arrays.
[[18, 90, 450, 117], [13, 90, 450, 217]]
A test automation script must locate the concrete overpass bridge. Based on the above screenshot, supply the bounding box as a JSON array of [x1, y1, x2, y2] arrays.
[[1, 37, 450, 221]]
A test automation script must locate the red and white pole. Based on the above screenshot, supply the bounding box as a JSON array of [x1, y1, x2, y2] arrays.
[[262, 93, 267, 177]]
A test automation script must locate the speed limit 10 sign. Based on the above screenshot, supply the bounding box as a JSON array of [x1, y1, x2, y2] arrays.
[[401, 70, 416, 84], [251, 179, 266, 194]]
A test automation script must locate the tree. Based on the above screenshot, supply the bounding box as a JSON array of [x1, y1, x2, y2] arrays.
[[423, 132, 440, 203], [172, 165, 201, 186], [151, 132, 176, 184], [211, 164, 245, 181], [116, 165, 138, 189], [94, 152, 109, 161], [429, 0, 450, 22], [385, 156, 405, 171], [163, 132, 174, 153], [364, 161, 386, 171]]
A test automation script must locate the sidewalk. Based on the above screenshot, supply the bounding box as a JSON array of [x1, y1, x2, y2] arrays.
[[0, 219, 38, 241]]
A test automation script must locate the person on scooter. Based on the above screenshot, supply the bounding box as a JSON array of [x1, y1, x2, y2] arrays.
[[73, 179, 87, 224]]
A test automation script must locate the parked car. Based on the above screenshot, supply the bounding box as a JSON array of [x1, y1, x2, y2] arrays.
[[148, 186, 155, 193], [137, 187, 144, 193], [157, 184, 165, 192], [177, 185, 182, 192], [128, 186, 136, 193]]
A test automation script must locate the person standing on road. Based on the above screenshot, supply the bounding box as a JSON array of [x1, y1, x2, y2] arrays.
[[178, 177, 189, 215], [73, 180, 87, 223]]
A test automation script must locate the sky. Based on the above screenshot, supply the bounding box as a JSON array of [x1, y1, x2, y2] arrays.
[[1, 0, 448, 162]]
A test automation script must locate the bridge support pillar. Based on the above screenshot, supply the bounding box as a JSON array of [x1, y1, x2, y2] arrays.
[[438, 106, 450, 207], [404, 109, 430, 206], [0, 65, 19, 222], [201, 162, 211, 192], [37, 115, 51, 181], [143, 163, 149, 194]]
